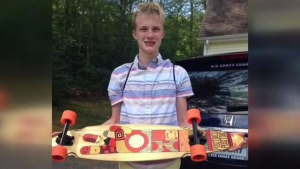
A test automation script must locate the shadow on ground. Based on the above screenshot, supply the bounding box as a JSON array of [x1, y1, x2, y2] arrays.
[[52, 158, 118, 169]]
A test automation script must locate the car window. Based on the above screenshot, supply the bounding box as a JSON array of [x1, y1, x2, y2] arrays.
[[187, 69, 248, 113]]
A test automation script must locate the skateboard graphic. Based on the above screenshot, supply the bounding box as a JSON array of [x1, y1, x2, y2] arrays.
[[52, 109, 244, 162]]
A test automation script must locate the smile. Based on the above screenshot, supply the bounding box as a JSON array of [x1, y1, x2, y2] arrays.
[[145, 41, 155, 46]]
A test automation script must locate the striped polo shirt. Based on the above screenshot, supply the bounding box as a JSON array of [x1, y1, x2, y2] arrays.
[[108, 53, 194, 126]]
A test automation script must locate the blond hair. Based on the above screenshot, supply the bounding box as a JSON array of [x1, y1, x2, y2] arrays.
[[133, 2, 165, 30]]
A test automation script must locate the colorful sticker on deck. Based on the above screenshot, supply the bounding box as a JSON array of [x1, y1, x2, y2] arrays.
[[115, 129, 125, 141], [206, 130, 233, 151], [80, 126, 181, 155], [83, 134, 104, 144], [179, 130, 190, 152], [140, 131, 152, 153], [152, 130, 179, 152], [152, 141, 179, 152], [80, 145, 117, 155], [124, 130, 149, 152]]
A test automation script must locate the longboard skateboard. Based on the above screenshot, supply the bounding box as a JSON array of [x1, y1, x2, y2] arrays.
[[52, 109, 244, 162]]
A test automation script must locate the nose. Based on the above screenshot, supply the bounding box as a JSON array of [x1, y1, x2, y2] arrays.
[[146, 30, 154, 39]]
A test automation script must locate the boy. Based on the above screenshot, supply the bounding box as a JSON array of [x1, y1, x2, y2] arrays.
[[51, 2, 245, 168], [103, 2, 195, 169]]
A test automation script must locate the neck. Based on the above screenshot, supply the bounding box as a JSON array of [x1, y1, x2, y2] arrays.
[[138, 51, 158, 67]]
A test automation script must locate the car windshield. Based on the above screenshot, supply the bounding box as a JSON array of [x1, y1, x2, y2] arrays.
[[187, 70, 248, 113]]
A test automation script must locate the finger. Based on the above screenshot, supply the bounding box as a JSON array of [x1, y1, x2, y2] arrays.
[[240, 140, 248, 149], [197, 130, 205, 136], [228, 140, 248, 151], [197, 126, 205, 133], [52, 132, 60, 138], [232, 133, 245, 137], [228, 145, 241, 152], [199, 136, 206, 139]]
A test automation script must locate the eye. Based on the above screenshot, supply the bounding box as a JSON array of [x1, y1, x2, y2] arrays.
[[140, 28, 147, 32], [153, 27, 161, 32]]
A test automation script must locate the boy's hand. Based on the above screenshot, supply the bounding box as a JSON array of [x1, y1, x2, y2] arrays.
[[52, 132, 61, 138], [228, 133, 248, 152]]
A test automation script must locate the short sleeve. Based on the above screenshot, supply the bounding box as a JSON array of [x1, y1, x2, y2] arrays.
[[107, 70, 123, 106], [175, 66, 194, 98]]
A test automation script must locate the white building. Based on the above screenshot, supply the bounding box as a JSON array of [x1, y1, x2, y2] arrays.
[[198, 0, 248, 56]]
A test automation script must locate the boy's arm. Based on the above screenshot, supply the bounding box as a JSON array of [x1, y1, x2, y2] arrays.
[[175, 65, 194, 128], [176, 97, 190, 128], [176, 97, 203, 130], [52, 103, 121, 138], [102, 102, 121, 125], [177, 97, 207, 146], [105, 67, 124, 125]]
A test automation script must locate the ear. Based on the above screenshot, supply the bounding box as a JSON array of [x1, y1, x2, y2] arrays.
[[133, 30, 137, 40], [162, 30, 165, 39]]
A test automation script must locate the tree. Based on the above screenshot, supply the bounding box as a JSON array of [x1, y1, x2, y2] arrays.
[[52, 0, 205, 104]]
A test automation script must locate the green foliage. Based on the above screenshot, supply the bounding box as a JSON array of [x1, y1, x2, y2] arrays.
[[52, 0, 205, 104]]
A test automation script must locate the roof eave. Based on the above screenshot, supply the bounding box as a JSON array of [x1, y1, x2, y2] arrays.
[[197, 33, 248, 42]]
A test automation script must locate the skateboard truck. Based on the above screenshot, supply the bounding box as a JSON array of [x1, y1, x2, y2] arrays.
[[55, 129, 75, 146], [188, 129, 207, 146], [57, 113, 75, 146], [52, 110, 77, 162], [187, 109, 207, 162], [191, 117, 200, 145]]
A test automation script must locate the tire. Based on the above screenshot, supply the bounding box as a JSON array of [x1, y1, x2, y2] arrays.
[[60, 110, 77, 126], [52, 146, 67, 162], [187, 109, 201, 125], [190, 144, 207, 162]]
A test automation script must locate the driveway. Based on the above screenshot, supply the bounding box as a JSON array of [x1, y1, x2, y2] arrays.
[[52, 158, 118, 169]]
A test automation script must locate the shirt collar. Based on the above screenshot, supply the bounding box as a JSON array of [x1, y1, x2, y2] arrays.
[[133, 53, 162, 69]]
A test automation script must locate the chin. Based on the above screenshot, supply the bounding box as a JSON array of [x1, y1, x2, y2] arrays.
[[143, 48, 156, 53], [145, 50, 157, 55]]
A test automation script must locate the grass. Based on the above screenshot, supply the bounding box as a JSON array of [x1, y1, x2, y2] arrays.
[[52, 96, 111, 132]]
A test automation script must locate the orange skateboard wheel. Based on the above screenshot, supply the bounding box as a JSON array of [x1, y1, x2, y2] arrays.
[[187, 109, 201, 125], [190, 144, 207, 162], [52, 146, 67, 162], [61, 110, 77, 126]]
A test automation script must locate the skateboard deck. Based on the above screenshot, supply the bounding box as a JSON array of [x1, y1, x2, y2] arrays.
[[52, 124, 244, 162]]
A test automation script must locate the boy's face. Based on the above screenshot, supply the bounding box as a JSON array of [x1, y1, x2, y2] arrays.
[[133, 14, 165, 56]]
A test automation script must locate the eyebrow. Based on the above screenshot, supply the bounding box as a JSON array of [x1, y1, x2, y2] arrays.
[[139, 25, 162, 28]]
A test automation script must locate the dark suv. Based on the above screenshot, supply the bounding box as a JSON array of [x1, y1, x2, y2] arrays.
[[176, 52, 248, 169]]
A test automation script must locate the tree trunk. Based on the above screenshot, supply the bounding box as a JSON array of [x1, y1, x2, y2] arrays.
[[190, 0, 194, 58], [78, 0, 83, 54], [100, 0, 105, 59], [175, 4, 185, 54], [88, 0, 95, 66], [201, 0, 207, 10], [64, 0, 70, 39], [120, 0, 127, 62], [128, 0, 133, 58], [87, 45, 90, 66]]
